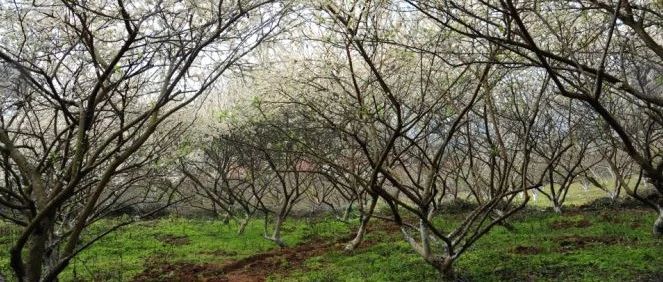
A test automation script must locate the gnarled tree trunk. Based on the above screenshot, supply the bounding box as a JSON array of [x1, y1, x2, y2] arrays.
[[345, 195, 377, 251], [263, 210, 287, 248], [431, 256, 455, 282], [18, 216, 55, 282]]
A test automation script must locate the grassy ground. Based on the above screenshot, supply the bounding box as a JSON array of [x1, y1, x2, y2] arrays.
[[0, 208, 661, 281], [448, 182, 613, 210], [281, 209, 662, 281], [0, 218, 350, 281], [528, 183, 611, 208]]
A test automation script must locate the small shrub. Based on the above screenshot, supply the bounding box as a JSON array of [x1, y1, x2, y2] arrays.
[[438, 199, 479, 214], [620, 190, 662, 209], [581, 197, 620, 211]]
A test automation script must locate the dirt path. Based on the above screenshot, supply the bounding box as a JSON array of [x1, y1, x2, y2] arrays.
[[220, 237, 343, 282], [132, 221, 403, 282], [133, 236, 351, 282]]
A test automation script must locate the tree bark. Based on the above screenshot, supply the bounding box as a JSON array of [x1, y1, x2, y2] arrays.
[[344, 216, 369, 251], [432, 256, 455, 281], [654, 209, 663, 237], [341, 201, 353, 222], [344, 195, 377, 251], [553, 204, 562, 214], [237, 216, 250, 235], [23, 217, 54, 282], [269, 215, 286, 247], [26, 230, 46, 282]]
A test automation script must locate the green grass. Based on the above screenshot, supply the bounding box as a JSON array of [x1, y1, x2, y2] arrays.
[[280, 209, 663, 282], [1, 209, 661, 281], [444, 182, 613, 211], [0, 216, 351, 281], [0, 221, 17, 281], [528, 182, 611, 208], [68, 218, 281, 281]]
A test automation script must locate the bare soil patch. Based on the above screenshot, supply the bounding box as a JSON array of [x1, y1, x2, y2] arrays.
[[556, 235, 632, 252], [511, 245, 542, 255], [133, 221, 403, 282], [218, 238, 339, 282], [133, 236, 351, 282], [133, 261, 225, 282]]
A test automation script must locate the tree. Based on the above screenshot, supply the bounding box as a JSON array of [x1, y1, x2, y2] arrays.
[[252, 2, 552, 278], [0, 0, 287, 280], [405, 0, 663, 236], [179, 135, 262, 234], [226, 106, 318, 247], [532, 98, 600, 212]]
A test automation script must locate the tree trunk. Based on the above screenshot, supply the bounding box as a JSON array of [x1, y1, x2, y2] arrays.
[[222, 214, 231, 225], [26, 232, 46, 282], [341, 201, 353, 222], [344, 196, 377, 251], [432, 256, 455, 281], [654, 209, 663, 237], [344, 216, 368, 251], [237, 216, 250, 235], [24, 217, 54, 282], [553, 204, 562, 214], [493, 209, 516, 231], [270, 215, 286, 247]]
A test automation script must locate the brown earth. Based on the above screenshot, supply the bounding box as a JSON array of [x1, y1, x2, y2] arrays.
[[511, 245, 543, 255], [133, 238, 342, 282], [556, 235, 634, 252], [133, 221, 401, 282]]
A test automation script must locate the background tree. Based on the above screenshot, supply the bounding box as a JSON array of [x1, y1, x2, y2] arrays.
[[179, 134, 262, 233], [532, 98, 600, 212], [251, 2, 553, 278], [405, 0, 663, 236]]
